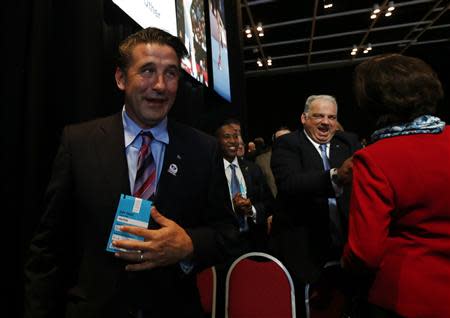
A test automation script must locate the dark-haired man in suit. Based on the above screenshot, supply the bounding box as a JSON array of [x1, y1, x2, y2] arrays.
[[216, 123, 274, 252], [24, 27, 238, 318], [270, 95, 361, 314]]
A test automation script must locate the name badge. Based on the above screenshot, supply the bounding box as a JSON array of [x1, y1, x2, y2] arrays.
[[106, 194, 152, 253]]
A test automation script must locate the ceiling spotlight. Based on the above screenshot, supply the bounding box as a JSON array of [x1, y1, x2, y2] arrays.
[[323, 0, 333, 9], [363, 49, 369, 54], [351, 45, 358, 55], [267, 57, 272, 66], [257, 58, 263, 67], [256, 23, 263, 32], [256, 23, 264, 37], [367, 43, 373, 51], [388, 1, 395, 11], [373, 4, 381, 14], [370, 13, 377, 19], [351, 50, 357, 56], [385, 11, 392, 17], [245, 26, 252, 38]]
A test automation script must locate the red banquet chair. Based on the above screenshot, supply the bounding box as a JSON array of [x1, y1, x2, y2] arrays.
[[196, 266, 217, 317], [225, 252, 296, 318]]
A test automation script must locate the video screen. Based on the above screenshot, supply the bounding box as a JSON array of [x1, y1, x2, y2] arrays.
[[176, 0, 209, 86], [209, 0, 231, 101], [112, 0, 177, 36]]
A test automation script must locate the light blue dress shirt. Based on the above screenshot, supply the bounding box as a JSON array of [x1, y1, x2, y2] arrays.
[[122, 107, 169, 193]]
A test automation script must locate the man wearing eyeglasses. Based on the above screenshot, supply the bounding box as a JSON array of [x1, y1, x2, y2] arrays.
[[270, 95, 361, 315]]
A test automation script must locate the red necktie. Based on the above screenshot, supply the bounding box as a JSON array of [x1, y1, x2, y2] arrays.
[[133, 131, 156, 200]]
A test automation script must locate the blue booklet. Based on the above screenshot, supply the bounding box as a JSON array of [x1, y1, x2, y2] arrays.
[[106, 194, 152, 253]]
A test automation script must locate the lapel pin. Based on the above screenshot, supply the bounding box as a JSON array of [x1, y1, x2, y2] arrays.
[[168, 163, 178, 176]]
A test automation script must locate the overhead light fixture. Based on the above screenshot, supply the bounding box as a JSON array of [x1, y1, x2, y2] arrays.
[[267, 57, 272, 66], [257, 22, 264, 37], [373, 4, 380, 14], [351, 45, 358, 56], [385, 11, 392, 17], [256, 23, 263, 32], [388, 1, 395, 11], [367, 43, 373, 51], [245, 25, 252, 38], [323, 0, 333, 9], [257, 58, 263, 67], [363, 49, 369, 54]]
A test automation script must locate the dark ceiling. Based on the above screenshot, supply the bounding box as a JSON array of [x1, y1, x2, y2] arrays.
[[240, 0, 450, 77]]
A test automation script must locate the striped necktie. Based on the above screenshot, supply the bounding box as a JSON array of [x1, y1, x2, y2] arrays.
[[133, 131, 157, 200]]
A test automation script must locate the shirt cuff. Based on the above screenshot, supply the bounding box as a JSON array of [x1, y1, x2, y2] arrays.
[[249, 205, 257, 223], [330, 168, 343, 197]]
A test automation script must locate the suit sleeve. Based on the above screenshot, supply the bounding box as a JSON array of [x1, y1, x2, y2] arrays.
[[24, 126, 76, 318], [342, 150, 394, 271], [271, 134, 334, 198]]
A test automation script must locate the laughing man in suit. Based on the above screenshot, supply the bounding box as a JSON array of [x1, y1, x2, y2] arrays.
[[270, 95, 361, 311], [24, 27, 239, 318]]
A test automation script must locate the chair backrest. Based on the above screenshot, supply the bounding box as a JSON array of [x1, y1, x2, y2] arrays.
[[225, 252, 296, 318], [197, 266, 217, 317]]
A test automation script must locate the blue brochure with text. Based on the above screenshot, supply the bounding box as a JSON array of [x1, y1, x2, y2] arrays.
[[106, 194, 152, 253]]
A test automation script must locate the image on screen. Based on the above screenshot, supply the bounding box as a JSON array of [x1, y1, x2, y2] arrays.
[[176, 0, 209, 86], [112, 0, 177, 36], [209, 0, 231, 101]]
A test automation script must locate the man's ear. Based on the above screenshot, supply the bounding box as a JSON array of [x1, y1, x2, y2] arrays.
[[301, 112, 307, 125], [115, 67, 126, 91]]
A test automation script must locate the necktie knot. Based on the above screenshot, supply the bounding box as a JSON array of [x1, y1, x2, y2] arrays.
[[229, 163, 240, 197], [319, 143, 330, 170], [133, 131, 156, 200], [140, 131, 153, 145], [319, 143, 327, 154]]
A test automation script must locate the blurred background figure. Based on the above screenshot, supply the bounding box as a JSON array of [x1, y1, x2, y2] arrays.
[[237, 136, 245, 159], [343, 54, 450, 318], [255, 126, 291, 234], [255, 126, 291, 198]]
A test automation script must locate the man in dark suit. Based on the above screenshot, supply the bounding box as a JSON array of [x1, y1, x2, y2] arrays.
[[270, 95, 361, 313], [216, 123, 274, 252], [24, 27, 239, 318]]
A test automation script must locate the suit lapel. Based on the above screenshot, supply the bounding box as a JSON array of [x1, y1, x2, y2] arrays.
[[298, 130, 324, 171], [153, 121, 185, 219], [329, 138, 347, 168], [95, 112, 130, 196]]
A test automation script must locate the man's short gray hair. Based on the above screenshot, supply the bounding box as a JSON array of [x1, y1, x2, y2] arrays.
[[304, 95, 338, 113]]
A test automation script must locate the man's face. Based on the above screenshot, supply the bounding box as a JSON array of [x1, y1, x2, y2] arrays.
[[301, 98, 338, 144], [218, 125, 239, 162], [115, 43, 180, 129]]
